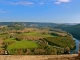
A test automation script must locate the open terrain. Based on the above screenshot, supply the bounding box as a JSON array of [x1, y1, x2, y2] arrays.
[[0, 22, 76, 55]]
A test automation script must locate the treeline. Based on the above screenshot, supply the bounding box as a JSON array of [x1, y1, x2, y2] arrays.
[[0, 22, 59, 28], [8, 22, 26, 30], [43, 37, 76, 51]]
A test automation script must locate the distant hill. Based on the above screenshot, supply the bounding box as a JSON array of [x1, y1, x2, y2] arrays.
[[54, 24, 80, 40], [0, 22, 57, 27], [56, 23, 78, 25], [0, 22, 13, 26]]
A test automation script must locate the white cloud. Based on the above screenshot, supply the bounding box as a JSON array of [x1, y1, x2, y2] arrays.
[[55, 0, 71, 4], [8, 1, 34, 6], [0, 0, 71, 6]]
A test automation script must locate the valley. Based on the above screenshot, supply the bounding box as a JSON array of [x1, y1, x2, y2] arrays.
[[0, 22, 76, 55]]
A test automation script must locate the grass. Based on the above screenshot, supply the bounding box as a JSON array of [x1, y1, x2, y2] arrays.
[[7, 40, 38, 51], [0, 34, 8, 38], [23, 32, 54, 37], [3, 38, 17, 46], [7, 40, 38, 54], [4, 38, 16, 43], [4, 38, 16, 42]]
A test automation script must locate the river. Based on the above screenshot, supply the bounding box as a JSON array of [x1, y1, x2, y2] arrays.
[[70, 38, 80, 54]]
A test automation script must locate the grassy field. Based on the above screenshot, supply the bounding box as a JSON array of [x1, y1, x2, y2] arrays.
[[4, 38, 16, 42], [7, 40, 38, 54], [0, 34, 8, 38], [7, 40, 38, 49], [23, 31, 53, 37]]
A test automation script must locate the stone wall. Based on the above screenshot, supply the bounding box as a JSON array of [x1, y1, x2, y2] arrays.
[[0, 54, 79, 60]]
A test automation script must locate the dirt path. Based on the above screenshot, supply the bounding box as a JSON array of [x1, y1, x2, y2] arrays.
[[0, 38, 4, 52], [0, 38, 5, 54], [0, 38, 3, 47]]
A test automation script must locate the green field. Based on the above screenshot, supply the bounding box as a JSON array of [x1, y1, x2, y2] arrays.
[[3, 38, 16, 46], [7, 40, 38, 54], [23, 32, 54, 37], [7, 40, 38, 49], [4, 38, 16, 42], [0, 34, 8, 38]]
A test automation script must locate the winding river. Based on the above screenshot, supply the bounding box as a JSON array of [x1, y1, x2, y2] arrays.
[[71, 38, 80, 54]]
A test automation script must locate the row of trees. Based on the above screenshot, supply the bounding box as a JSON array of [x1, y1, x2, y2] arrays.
[[43, 37, 76, 53]]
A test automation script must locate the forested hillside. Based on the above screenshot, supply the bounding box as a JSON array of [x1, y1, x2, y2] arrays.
[[54, 24, 80, 40]]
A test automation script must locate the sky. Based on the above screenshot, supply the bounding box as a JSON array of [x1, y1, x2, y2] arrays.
[[0, 0, 80, 23]]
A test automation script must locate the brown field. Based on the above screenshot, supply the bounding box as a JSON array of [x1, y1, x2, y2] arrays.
[[56, 32, 67, 36], [0, 38, 4, 54], [0, 38, 3, 47]]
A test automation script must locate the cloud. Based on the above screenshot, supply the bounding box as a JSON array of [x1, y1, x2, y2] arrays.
[[0, 0, 71, 6], [0, 9, 6, 13], [39, 2, 44, 5], [8, 1, 34, 6], [55, 0, 71, 4]]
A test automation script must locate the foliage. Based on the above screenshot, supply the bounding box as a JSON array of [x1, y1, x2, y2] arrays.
[[0, 22, 77, 55], [8, 22, 26, 30], [54, 24, 80, 39], [44, 37, 76, 50]]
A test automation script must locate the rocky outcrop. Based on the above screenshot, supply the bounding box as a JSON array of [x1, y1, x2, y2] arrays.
[[0, 54, 79, 60]]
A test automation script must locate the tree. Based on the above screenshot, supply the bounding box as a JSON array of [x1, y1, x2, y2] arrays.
[[53, 48, 57, 55], [15, 34, 24, 41], [65, 46, 70, 54], [45, 45, 53, 55]]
